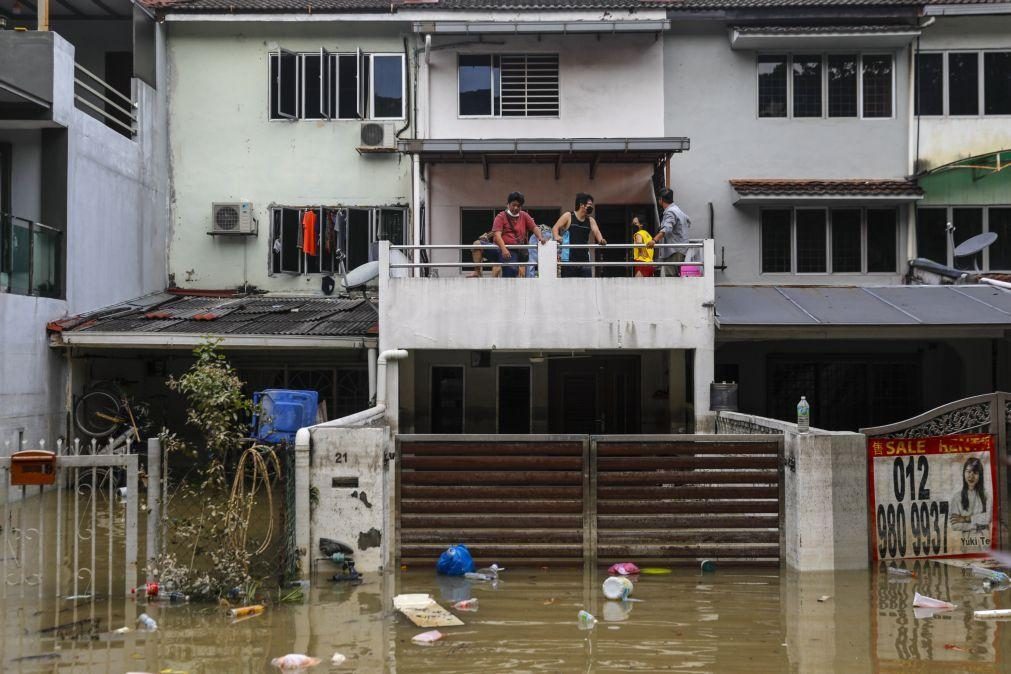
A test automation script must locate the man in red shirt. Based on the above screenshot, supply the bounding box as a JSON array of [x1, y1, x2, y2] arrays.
[[493, 191, 547, 278]]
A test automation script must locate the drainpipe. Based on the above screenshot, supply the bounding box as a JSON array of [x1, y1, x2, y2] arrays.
[[309, 348, 409, 430], [367, 346, 378, 403]]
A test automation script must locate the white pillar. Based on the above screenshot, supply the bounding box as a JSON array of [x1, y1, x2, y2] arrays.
[[368, 346, 378, 403], [411, 155, 422, 278], [294, 429, 312, 580], [693, 346, 715, 433], [539, 239, 558, 280]]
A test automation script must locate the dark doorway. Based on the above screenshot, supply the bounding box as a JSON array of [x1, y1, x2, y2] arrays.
[[104, 51, 133, 133], [592, 204, 656, 277], [431, 365, 465, 433], [498, 365, 531, 433], [548, 356, 641, 433]]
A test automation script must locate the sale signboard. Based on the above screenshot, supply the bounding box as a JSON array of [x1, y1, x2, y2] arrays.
[[868, 434, 998, 561]]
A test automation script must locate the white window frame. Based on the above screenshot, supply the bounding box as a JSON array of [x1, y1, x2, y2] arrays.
[[268, 50, 405, 122], [456, 52, 560, 119], [756, 52, 895, 120], [368, 52, 407, 121], [760, 206, 900, 275], [915, 50, 1011, 118], [916, 205, 1011, 271]]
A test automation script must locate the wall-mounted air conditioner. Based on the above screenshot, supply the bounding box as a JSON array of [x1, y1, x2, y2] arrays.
[[358, 122, 397, 152], [209, 202, 257, 236]]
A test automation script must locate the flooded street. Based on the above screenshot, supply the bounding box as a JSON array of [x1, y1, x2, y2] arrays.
[[3, 562, 1011, 672]]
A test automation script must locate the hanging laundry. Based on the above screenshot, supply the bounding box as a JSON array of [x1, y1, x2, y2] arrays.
[[302, 210, 318, 256], [324, 210, 337, 256]]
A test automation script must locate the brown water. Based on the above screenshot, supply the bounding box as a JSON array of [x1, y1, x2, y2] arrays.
[[3, 562, 1011, 673]]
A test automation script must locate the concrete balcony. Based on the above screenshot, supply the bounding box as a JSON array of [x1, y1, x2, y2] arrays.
[[377, 239, 716, 353], [0, 31, 57, 120]]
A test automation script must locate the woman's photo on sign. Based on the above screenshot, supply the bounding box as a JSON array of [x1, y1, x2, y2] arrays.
[[949, 456, 991, 534]]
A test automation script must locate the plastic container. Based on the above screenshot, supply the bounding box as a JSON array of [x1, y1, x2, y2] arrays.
[[602, 576, 634, 600], [797, 396, 810, 434], [137, 613, 157, 631], [452, 598, 479, 611], [228, 604, 265, 619], [252, 389, 320, 444], [971, 565, 1011, 584], [577, 610, 597, 629]]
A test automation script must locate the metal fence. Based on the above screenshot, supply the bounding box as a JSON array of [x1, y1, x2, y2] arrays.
[[73, 62, 137, 138]]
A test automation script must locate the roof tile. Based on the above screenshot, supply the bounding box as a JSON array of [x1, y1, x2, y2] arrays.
[[730, 178, 923, 197]]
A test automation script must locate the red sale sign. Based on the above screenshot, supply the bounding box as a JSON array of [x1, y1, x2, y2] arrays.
[[868, 434, 998, 561]]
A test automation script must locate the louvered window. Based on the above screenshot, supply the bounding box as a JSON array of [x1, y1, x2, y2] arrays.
[[458, 53, 559, 118]]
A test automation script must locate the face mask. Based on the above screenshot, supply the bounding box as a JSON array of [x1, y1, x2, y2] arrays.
[[507, 208, 520, 217], [585, 206, 594, 215]]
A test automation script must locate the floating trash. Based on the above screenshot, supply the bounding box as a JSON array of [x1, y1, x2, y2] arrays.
[[412, 630, 444, 645], [271, 654, 321, 669], [912, 592, 956, 610]]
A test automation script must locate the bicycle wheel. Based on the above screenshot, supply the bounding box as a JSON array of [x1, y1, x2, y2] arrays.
[[74, 390, 124, 438]]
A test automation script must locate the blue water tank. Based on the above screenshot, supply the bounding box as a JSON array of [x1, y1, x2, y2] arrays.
[[252, 389, 319, 444]]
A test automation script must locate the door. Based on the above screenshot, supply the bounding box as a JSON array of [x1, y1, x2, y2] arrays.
[[592, 205, 657, 278], [548, 356, 641, 434], [431, 366, 464, 433]]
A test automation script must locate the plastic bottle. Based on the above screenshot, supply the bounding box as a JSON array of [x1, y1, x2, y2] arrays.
[[797, 396, 810, 434], [887, 567, 915, 578], [577, 610, 597, 628], [137, 613, 157, 631], [971, 565, 1011, 585], [228, 604, 265, 619], [452, 598, 479, 611]]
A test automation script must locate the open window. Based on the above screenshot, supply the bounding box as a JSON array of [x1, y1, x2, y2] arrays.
[[270, 49, 299, 120]]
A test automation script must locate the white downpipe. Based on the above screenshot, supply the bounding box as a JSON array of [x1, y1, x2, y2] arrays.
[[297, 349, 409, 440], [412, 155, 422, 278], [981, 277, 1011, 290]]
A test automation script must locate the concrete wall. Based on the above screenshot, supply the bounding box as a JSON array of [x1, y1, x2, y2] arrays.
[[664, 24, 912, 286], [718, 411, 868, 571], [0, 29, 169, 453], [307, 426, 391, 572], [166, 22, 412, 292], [917, 16, 1011, 171], [427, 33, 663, 139]]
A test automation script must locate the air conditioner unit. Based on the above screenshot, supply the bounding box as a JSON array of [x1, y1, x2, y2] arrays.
[[358, 122, 397, 151], [209, 202, 257, 236]]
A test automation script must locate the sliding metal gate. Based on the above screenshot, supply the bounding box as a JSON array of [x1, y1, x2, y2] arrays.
[[397, 434, 784, 566]]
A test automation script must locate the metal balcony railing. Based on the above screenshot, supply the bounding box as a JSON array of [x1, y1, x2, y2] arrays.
[[73, 63, 137, 138], [1, 212, 62, 298]]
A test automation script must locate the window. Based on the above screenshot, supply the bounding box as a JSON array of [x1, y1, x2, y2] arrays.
[[793, 56, 822, 117], [269, 205, 407, 275], [795, 210, 827, 273], [457, 53, 558, 117], [762, 207, 898, 274], [431, 366, 464, 433], [866, 208, 897, 272], [498, 365, 531, 433], [949, 52, 979, 116], [862, 55, 893, 118], [990, 208, 1011, 269], [827, 55, 858, 117], [759, 53, 892, 118], [831, 209, 862, 273], [916, 51, 1011, 117], [915, 53, 943, 116], [984, 52, 1011, 115], [953, 207, 983, 270], [269, 50, 402, 121], [761, 209, 791, 272], [916, 206, 1011, 271], [915, 207, 948, 265], [758, 55, 788, 118]]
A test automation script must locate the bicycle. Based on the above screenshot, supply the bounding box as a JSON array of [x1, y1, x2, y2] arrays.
[[74, 382, 144, 454]]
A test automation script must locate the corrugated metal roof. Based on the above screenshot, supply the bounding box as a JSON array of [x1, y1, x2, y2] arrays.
[[59, 294, 376, 338], [730, 179, 923, 198], [716, 285, 1011, 328]]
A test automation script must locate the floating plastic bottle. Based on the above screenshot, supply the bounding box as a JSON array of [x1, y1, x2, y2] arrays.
[[464, 572, 494, 582], [797, 397, 810, 434], [137, 613, 157, 631], [228, 604, 265, 619], [452, 598, 479, 611], [577, 610, 597, 629], [971, 565, 1011, 585], [887, 567, 915, 578]]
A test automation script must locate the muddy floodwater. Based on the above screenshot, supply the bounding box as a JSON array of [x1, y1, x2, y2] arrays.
[[3, 562, 1011, 673]]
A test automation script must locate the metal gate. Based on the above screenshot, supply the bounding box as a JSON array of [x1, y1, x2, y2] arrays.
[[861, 391, 1010, 549], [396, 434, 783, 566], [1, 452, 139, 602]]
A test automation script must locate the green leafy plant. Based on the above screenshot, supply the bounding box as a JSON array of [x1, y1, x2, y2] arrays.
[[146, 339, 281, 601]]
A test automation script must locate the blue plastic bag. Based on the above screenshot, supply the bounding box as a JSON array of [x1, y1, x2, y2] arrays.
[[436, 544, 475, 576]]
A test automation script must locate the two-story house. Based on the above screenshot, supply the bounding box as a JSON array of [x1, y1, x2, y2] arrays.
[[1, 1, 168, 452], [663, 0, 1011, 431]]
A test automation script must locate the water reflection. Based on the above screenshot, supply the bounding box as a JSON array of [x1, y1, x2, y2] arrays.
[[2, 563, 1010, 672]]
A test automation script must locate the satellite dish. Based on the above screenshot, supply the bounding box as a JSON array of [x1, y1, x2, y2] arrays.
[[954, 232, 998, 272], [343, 261, 379, 290], [389, 249, 411, 278]]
